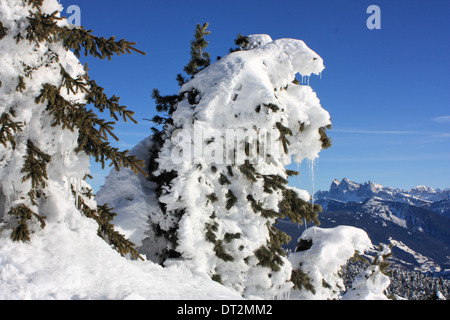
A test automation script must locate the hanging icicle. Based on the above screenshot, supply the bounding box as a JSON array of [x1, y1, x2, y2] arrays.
[[296, 162, 302, 230]]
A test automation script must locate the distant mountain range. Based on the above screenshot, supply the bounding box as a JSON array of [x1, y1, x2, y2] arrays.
[[277, 178, 450, 277], [316, 178, 450, 217]]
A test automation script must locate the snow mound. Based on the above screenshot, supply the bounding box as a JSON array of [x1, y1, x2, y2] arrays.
[[289, 226, 374, 300], [0, 198, 241, 300], [342, 265, 390, 300], [96, 137, 157, 248]]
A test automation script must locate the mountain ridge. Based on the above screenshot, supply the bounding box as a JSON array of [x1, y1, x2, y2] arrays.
[[315, 178, 450, 217], [277, 178, 450, 276]]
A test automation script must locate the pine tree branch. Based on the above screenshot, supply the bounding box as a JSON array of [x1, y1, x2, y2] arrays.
[[8, 204, 46, 242], [0, 109, 24, 150], [86, 80, 138, 124], [36, 81, 146, 177], [280, 189, 322, 226], [71, 188, 143, 261], [26, 0, 44, 9], [319, 126, 332, 149], [24, 11, 62, 44], [59, 27, 146, 60], [18, 10, 146, 61], [21, 139, 51, 196], [225, 190, 238, 210], [0, 21, 7, 40], [183, 23, 211, 77], [275, 122, 293, 154], [59, 65, 89, 95]]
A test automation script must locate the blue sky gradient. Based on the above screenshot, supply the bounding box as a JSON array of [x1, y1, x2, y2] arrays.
[[58, 0, 450, 194]]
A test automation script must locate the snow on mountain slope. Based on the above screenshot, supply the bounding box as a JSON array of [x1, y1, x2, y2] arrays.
[[316, 178, 450, 216], [287, 178, 450, 275]]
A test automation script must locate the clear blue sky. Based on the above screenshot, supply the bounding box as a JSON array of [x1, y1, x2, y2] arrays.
[[58, 0, 450, 194]]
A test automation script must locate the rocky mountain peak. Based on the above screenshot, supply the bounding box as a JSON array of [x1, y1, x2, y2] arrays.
[[317, 178, 449, 207]]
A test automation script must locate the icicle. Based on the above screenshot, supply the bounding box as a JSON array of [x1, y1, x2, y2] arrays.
[[71, 176, 82, 209], [297, 162, 302, 230], [253, 271, 256, 297], [310, 159, 315, 207], [62, 151, 69, 197]]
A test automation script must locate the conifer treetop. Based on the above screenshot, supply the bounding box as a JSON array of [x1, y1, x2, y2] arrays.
[[183, 22, 211, 77]]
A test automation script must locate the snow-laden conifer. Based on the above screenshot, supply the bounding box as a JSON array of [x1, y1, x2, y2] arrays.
[[0, 0, 144, 258], [104, 27, 332, 298]]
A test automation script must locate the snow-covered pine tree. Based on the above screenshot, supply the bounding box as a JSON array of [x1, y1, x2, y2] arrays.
[[144, 27, 332, 298], [0, 0, 145, 259], [146, 23, 212, 262]]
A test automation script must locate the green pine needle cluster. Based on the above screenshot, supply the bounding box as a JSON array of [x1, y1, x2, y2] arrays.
[[319, 125, 332, 150], [61, 27, 146, 60], [21, 139, 51, 205], [74, 193, 143, 261], [183, 23, 211, 77], [32, 66, 146, 178], [275, 122, 293, 154], [8, 204, 46, 242], [280, 189, 322, 226], [0, 21, 5, 40], [372, 243, 394, 276], [291, 266, 316, 294], [0, 109, 24, 150]]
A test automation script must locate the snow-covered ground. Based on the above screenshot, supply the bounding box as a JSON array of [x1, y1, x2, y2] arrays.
[[0, 209, 242, 300]]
